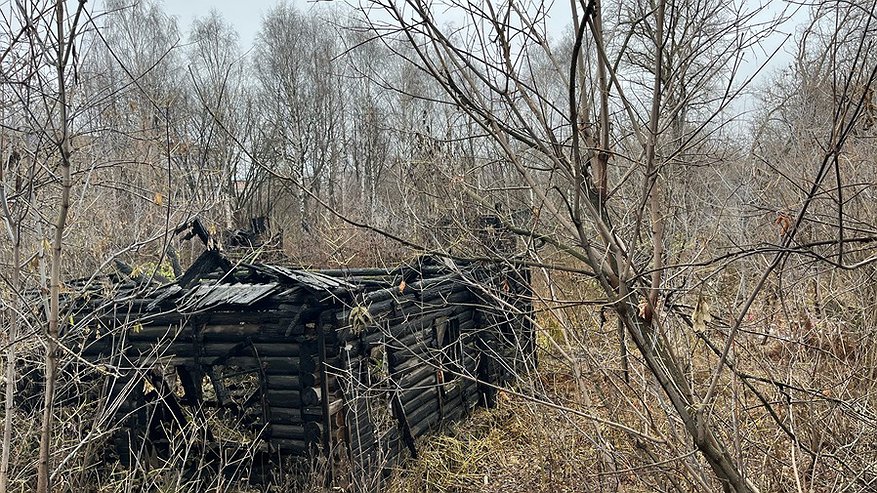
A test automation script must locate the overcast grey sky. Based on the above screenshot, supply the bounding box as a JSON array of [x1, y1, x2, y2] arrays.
[[158, 0, 302, 49], [155, 0, 803, 75], [92, 0, 805, 105]]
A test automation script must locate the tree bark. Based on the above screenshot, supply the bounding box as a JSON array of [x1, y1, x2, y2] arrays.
[[0, 187, 20, 493], [645, 0, 666, 319], [37, 2, 74, 491], [615, 300, 759, 493]]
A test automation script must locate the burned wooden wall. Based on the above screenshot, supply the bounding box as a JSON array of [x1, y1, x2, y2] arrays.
[[71, 252, 534, 484]]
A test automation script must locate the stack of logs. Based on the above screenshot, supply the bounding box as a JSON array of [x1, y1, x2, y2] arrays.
[[334, 263, 534, 485], [72, 252, 534, 484]]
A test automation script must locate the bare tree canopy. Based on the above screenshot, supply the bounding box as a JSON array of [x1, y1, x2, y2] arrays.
[[0, 0, 876, 492]]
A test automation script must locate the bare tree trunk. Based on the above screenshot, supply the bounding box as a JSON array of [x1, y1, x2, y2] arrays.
[[591, 0, 610, 199], [0, 167, 20, 493], [615, 301, 759, 493], [645, 0, 666, 318], [0, 247, 15, 493], [37, 2, 74, 491]]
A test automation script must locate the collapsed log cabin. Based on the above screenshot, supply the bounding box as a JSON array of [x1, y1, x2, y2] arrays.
[[66, 249, 535, 485]]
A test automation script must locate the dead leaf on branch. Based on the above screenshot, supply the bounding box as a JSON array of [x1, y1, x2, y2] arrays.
[[692, 293, 712, 333]]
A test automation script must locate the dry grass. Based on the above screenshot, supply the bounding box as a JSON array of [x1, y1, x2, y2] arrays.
[[383, 268, 877, 493], [5, 259, 876, 491], [386, 358, 658, 493]]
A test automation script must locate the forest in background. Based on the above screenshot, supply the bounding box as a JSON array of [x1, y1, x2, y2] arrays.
[[1, 0, 877, 491]]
